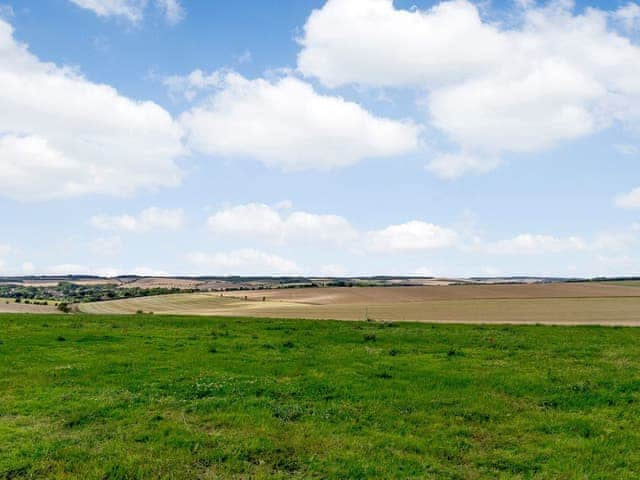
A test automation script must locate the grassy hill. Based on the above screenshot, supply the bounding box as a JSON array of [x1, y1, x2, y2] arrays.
[[2, 314, 640, 478]]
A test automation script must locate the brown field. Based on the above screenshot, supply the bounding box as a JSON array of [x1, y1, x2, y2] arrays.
[[0, 299, 57, 313], [234, 282, 640, 304], [78, 283, 640, 325]]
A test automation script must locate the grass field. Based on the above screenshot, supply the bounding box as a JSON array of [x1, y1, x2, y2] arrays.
[[78, 284, 640, 325], [2, 313, 640, 478]]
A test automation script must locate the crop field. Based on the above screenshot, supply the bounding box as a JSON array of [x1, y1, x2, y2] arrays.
[[79, 284, 640, 325], [0, 299, 56, 314], [2, 313, 640, 479]]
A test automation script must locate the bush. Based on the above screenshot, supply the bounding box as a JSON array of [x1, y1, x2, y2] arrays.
[[57, 302, 71, 313]]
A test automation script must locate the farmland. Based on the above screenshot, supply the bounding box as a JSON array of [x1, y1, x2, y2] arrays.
[[2, 313, 640, 479], [79, 283, 640, 325]]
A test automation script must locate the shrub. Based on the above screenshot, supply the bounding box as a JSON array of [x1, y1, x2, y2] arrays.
[[57, 302, 71, 313]]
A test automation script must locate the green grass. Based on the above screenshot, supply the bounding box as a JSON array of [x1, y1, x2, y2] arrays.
[[2, 314, 640, 479]]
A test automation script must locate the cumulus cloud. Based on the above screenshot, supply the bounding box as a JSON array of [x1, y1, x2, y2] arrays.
[[163, 69, 223, 101], [186, 249, 301, 275], [206, 203, 357, 245], [34, 263, 168, 276], [426, 152, 499, 179], [365, 221, 459, 252], [68, 0, 184, 24], [483, 234, 587, 255], [614, 2, 640, 32], [615, 187, 640, 208], [0, 18, 184, 201], [208, 203, 466, 254], [298, 0, 640, 177], [180, 71, 419, 170], [90, 207, 184, 232]]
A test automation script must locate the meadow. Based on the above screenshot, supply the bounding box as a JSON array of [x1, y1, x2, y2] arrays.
[[2, 313, 640, 478]]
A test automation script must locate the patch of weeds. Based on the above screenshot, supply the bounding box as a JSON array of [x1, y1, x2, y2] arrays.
[[447, 349, 464, 357], [539, 399, 559, 410], [262, 343, 276, 349], [363, 334, 377, 342], [208, 345, 218, 354], [56, 336, 66, 342], [282, 341, 295, 349], [389, 348, 400, 356], [273, 404, 305, 422]]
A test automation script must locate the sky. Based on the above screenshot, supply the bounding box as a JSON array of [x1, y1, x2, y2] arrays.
[[0, 0, 639, 278]]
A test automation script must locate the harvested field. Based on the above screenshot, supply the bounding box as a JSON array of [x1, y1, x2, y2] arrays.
[[236, 282, 640, 304], [79, 283, 640, 325], [0, 299, 57, 313]]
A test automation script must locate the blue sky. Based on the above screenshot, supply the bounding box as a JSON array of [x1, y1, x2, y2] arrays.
[[0, 0, 638, 277]]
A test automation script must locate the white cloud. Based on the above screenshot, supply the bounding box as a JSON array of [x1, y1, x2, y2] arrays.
[[592, 231, 638, 251], [412, 267, 437, 277], [206, 203, 357, 245], [298, 0, 507, 88], [90, 207, 184, 232], [163, 69, 222, 101], [180, 72, 420, 170], [298, 0, 640, 176], [615, 187, 640, 208], [273, 200, 293, 210], [68, 0, 146, 23], [365, 220, 459, 252], [130, 266, 170, 276], [614, 2, 640, 32], [155, 0, 184, 24], [0, 18, 184, 201], [36, 263, 168, 277], [208, 203, 463, 254], [484, 234, 587, 255], [186, 249, 301, 275], [68, 0, 184, 24], [88, 236, 123, 256], [427, 152, 499, 179]]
